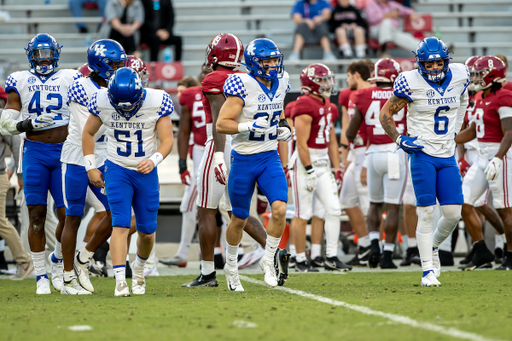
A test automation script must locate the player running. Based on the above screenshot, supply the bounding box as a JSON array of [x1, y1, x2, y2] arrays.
[[83, 68, 174, 296], [346, 58, 408, 269], [2, 33, 82, 294], [217, 38, 292, 290], [60, 39, 128, 295], [290, 63, 350, 272], [379, 37, 470, 287], [455, 56, 512, 271]]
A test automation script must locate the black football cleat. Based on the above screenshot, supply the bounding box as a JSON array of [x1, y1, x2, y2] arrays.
[[368, 239, 381, 269], [310, 256, 325, 267], [459, 241, 495, 271], [495, 247, 504, 264], [125, 260, 132, 279], [380, 250, 397, 269], [347, 246, 371, 267], [439, 249, 454, 266], [214, 253, 225, 270], [400, 246, 419, 266], [295, 260, 319, 272], [459, 245, 476, 265], [182, 272, 219, 287], [324, 257, 352, 272], [289, 256, 296, 269], [496, 256, 512, 270], [89, 261, 108, 277], [275, 248, 290, 286]]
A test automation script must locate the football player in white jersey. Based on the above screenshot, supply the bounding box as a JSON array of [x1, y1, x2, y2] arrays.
[[379, 37, 470, 287], [2, 33, 82, 294], [83, 68, 174, 296], [60, 39, 128, 295], [217, 38, 292, 290]]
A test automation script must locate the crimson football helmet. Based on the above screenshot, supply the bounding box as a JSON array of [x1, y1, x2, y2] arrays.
[[127, 55, 149, 86], [78, 63, 91, 77], [300, 63, 335, 98], [205, 33, 244, 70], [472, 56, 506, 92], [368, 58, 401, 84], [465, 55, 480, 92]]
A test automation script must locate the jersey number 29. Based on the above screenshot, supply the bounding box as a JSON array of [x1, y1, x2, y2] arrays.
[[249, 111, 281, 141]]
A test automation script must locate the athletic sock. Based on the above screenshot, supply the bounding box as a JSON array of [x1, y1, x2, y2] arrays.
[[358, 235, 371, 248], [289, 245, 296, 258], [296, 252, 307, 263], [113, 265, 126, 282], [63, 270, 75, 283], [369, 231, 380, 241], [201, 261, 215, 276], [79, 247, 95, 264], [175, 211, 195, 260], [355, 44, 366, 58], [31, 251, 47, 280], [408, 237, 417, 248], [133, 253, 148, 270], [54, 241, 63, 260], [383, 243, 395, 252], [495, 234, 504, 249], [214, 247, 222, 255], [325, 214, 341, 258], [417, 206, 435, 272], [311, 244, 321, 260], [264, 235, 280, 262], [226, 244, 238, 269]]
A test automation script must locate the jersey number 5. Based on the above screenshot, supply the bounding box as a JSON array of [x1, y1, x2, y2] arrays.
[[434, 106, 450, 135]]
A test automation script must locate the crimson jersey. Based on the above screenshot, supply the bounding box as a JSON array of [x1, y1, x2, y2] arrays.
[[474, 89, 512, 143], [292, 95, 339, 149], [502, 81, 512, 92], [201, 68, 242, 124], [285, 100, 297, 119], [352, 86, 407, 145], [347, 90, 368, 149], [180, 86, 207, 146]]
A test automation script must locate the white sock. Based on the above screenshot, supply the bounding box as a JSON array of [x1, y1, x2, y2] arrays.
[[383, 243, 395, 252], [113, 265, 126, 282], [214, 247, 222, 255], [369, 231, 380, 241], [0, 239, 5, 252], [325, 214, 340, 258], [80, 241, 87, 251], [63, 270, 75, 283], [439, 233, 452, 252], [126, 254, 130, 261], [408, 237, 417, 248], [358, 235, 371, 248], [133, 253, 148, 269], [79, 247, 94, 264], [226, 243, 238, 269], [433, 205, 461, 247], [495, 234, 504, 249], [296, 252, 307, 263], [417, 206, 435, 272], [355, 44, 366, 58], [289, 244, 296, 258], [175, 211, 196, 260], [340, 43, 352, 56], [201, 260, 215, 276], [54, 241, 63, 260], [264, 235, 280, 262], [31, 251, 46, 279], [311, 244, 322, 260]]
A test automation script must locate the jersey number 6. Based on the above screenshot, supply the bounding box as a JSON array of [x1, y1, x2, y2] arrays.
[[434, 106, 450, 135]]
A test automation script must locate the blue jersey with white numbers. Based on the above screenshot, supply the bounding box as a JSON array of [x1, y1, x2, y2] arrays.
[[5, 69, 82, 130], [87, 88, 173, 170], [223, 71, 290, 155], [393, 63, 470, 158]]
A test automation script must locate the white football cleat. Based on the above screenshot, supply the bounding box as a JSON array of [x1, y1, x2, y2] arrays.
[[74, 253, 94, 293], [144, 266, 159, 277], [432, 247, 441, 278], [36, 277, 52, 294], [115, 281, 131, 297], [259, 256, 278, 287], [48, 253, 64, 291], [421, 270, 441, 287], [224, 265, 244, 292], [132, 263, 146, 295], [238, 245, 265, 269], [61, 278, 92, 295]]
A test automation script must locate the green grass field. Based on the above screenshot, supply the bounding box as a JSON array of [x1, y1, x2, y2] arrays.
[[1, 271, 511, 341]]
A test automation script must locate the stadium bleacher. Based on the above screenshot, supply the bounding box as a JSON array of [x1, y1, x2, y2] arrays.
[[0, 0, 511, 90]]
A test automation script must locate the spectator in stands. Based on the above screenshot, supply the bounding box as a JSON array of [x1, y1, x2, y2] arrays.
[[289, 0, 336, 61], [99, 0, 144, 55], [69, 0, 107, 33], [364, 0, 420, 56], [140, 0, 183, 62], [329, 0, 367, 58]]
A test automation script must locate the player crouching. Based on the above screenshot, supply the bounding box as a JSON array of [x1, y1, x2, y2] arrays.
[[82, 68, 174, 296]]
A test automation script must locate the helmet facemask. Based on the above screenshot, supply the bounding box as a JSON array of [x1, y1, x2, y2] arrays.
[[418, 58, 450, 83], [29, 47, 60, 75]]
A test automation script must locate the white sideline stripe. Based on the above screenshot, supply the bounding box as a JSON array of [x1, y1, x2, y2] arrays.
[[240, 276, 501, 341]]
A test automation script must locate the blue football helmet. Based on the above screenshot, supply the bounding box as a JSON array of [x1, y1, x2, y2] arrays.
[[25, 33, 62, 75], [414, 37, 451, 83], [108, 67, 145, 119], [87, 39, 128, 80], [243, 38, 284, 81]]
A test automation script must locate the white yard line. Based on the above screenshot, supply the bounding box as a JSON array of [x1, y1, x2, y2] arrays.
[[240, 275, 501, 341]]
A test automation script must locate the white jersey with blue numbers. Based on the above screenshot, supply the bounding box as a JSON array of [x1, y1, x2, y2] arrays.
[[4, 69, 82, 130], [88, 88, 174, 170], [223, 71, 290, 155], [62, 76, 108, 167], [393, 63, 470, 158]]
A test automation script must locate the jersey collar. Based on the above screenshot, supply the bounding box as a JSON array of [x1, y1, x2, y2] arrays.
[[249, 73, 280, 101], [423, 68, 453, 96], [30, 69, 57, 84]]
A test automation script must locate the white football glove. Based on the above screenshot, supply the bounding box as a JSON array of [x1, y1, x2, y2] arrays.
[[305, 167, 317, 192], [484, 157, 503, 181], [32, 114, 55, 129], [238, 117, 268, 134], [213, 152, 228, 185], [277, 126, 292, 141]]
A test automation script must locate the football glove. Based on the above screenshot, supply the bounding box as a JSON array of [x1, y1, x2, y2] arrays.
[[305, 166, 317, 192], [179, 159, 190, 185], [16, 114, 55, 133], [458, 157, 471, 178], [213, 152, 228, 185], [277, 119, 292, 142], [238, 117, 268, 134], [485, 157, 502, 181], [283, 166, 292, 187], [334, 168, 343, 194], [395, 135, 424, 154]]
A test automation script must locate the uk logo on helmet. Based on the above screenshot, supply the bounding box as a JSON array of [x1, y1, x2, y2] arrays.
[[94, 44, 107, 57], [247, 43, 256, 56]]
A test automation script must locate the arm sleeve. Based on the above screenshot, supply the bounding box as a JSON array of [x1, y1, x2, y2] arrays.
[[4, 135, 20, 170], [393, 73, 413, 102], [223, 74, 248, 104], [4, 75, 20, 98], [0, 109, 23, 136], [157, 92, 174, 118], [69, 102, 91, 138], [455, 92, 469, 135], [498, 107, 512, 119], [87, 93, 101, 116]]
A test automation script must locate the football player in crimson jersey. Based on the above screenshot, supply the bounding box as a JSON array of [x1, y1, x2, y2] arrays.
[[455, 56, 512, 271], [495, 54, 512, 92], [339, 61, 372, 267], [290, 64, 350, 272], [346, 58, 408, 269]]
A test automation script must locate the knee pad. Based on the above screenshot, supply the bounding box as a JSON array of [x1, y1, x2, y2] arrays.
[[416, 205, 435, 234], [440, 205, 462, 223]]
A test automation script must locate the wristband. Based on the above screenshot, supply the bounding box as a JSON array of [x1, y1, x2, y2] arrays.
[[84, 154, 97, 171], [278, 118, 291, 132], [16, 119, 34, 133], [214, 152, 225, 165], [340, 143, 349, 149], [178, 158, 187, 174], [238, 122, 249, 132], [305, 165, 314, 174], [149, 152, 164, 167]]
